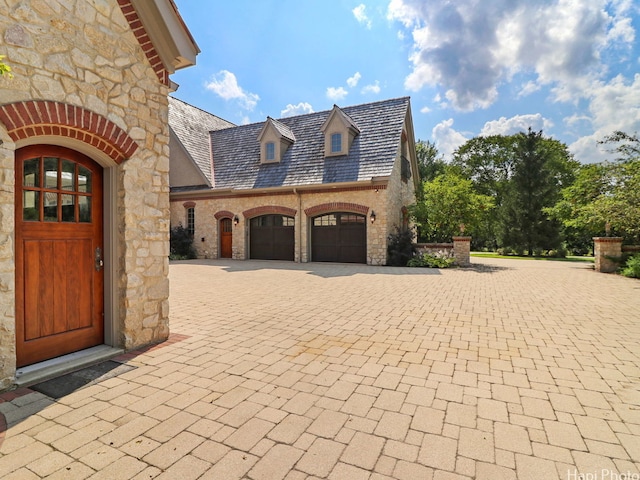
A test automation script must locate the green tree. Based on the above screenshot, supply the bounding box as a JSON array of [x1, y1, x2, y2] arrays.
[[415, 140, 446, 182], [501, 129, 569, 255], [544, 163, 608, 253], [547, 131, 640, 245], [414, 140, 446, 200], [452, 135, 517, 249], [411, 169, 494, 243]]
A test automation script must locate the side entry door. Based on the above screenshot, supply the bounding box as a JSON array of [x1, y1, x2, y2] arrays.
[[16, 145, 104, 367]]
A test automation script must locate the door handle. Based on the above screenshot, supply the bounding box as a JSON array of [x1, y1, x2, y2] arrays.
[[95, 247, 104, 271]]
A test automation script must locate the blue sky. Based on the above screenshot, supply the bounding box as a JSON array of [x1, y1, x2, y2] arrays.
[[170, 0, 640, 163]]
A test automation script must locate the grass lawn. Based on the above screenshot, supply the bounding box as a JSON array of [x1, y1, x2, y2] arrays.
[[470, 252, 594, 263]]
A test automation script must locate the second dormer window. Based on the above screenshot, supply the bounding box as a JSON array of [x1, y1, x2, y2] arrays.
[[331, 133, 342, 153], [265, 142, 276, 161]]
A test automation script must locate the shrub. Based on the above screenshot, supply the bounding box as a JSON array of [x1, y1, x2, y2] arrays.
[[170, 224, 197, 259], [407, 251, 455, 268], [621, 254, 640, 279], [387, 227, 415, 266], [547, 245, 568, 258]]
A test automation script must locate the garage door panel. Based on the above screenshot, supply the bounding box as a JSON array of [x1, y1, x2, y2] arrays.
[[339, 226, 365, 246], [339, 245, 367, 264], [272, 227, 295, 260], [250, 215, 294, 261], [311, 212, 366, 264]]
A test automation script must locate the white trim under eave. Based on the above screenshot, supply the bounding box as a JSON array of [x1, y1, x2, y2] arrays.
[[169, 177, 391, 200], [131, 0, 200, 73]]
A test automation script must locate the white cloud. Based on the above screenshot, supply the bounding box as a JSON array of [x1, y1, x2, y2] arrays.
[[480, 114, 554, 137], [568, 73, 640, 163], [518, 80, 541, 98], [347, 72, 362, 88], [353, 4, 372, 29], [431, 118, 468, 160], [361, 81, 381, 94], [387, 0, 636, 111], [205, 70, 259, 111], [281, 102, 314, 117], [326, 86, 348, 101]]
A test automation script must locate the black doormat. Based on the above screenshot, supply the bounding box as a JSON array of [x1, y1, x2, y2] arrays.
[[30, 360, 136, 399]]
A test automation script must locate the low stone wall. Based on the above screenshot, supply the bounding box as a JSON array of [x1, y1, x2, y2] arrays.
[[414, 236, 471, 266], [415, 243, 453, 254]]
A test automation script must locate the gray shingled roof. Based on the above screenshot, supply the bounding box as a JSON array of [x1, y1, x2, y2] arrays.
[[211, 97, 410, 190], [169, 96, 235, 184]]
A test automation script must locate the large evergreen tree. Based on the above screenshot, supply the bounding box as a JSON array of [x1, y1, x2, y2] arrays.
[[502, 129, 564, 255]]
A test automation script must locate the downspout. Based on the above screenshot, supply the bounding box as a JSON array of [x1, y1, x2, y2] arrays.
[[294, 188, 302, 262]]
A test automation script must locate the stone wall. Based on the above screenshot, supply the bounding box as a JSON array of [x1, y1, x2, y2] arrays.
[[415, 243, 454, 256], [414, 237, 471, 267], [0, 0, 173, 387]]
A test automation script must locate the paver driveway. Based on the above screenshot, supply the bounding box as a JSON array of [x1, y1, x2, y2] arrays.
[[1, 257, 639, 479]]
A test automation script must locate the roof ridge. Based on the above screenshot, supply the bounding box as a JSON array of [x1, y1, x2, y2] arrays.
[[169, 95, 236, 126], [209, 97, 410, 132]]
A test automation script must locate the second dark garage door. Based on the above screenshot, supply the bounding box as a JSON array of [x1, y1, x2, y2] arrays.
[[311, 212, 366, 263], [250, 214, 295, 261]]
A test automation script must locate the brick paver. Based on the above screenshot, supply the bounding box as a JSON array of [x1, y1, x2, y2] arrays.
[[0, 257, 639, 479]]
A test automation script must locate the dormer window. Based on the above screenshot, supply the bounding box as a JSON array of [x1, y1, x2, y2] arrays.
[[331, 133, 342, 153], [265, 142, 276, 161], [258, 117, 296, 164], [321, 105, 360, 157]]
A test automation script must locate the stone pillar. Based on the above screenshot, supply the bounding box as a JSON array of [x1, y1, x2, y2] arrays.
[[452, 236, 471, 266], [593, 237, 623, 273], [0, 130, 16, 391]]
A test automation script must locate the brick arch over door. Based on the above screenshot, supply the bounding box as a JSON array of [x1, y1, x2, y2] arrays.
[[243, 205, 297, 220], [214, 210, 234, 220], [304, 202, 369, 218], [0, 101, 138, 164]]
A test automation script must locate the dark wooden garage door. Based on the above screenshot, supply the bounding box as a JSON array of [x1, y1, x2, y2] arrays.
[[250, 214, 295, 261], [312, 213, 366, 263]]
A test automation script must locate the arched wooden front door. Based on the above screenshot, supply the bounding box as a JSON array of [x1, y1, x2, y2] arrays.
[[220, 218, 233, 258], [15, 145, 104, 367]]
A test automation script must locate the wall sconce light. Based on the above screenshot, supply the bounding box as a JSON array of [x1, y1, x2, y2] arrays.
[[233, 215, 240, 226], [370, 210, 376, 224]]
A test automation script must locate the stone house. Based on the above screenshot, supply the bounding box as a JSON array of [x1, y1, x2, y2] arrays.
[[0, 0, 198, 390], [169, 96, 420, 265]]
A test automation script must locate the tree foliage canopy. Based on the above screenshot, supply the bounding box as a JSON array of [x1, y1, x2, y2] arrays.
[[411, 169, 494, 243], [547, 132, 640, 244], [410, 129, 638, 255], [449, 129, 578, 254]]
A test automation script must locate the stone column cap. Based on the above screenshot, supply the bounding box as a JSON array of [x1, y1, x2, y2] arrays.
[[452, 236, 472, 241], [593, 237, 623, 242]]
